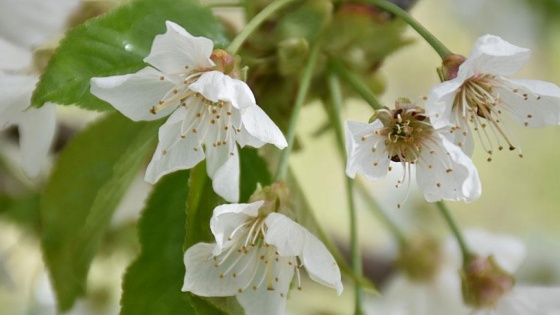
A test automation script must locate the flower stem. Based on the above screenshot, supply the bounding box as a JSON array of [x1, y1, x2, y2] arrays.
[[329, 59, 384, 111], [327, 72, 364, 314], [362, 0, 452, 59], [227, 0, 297, 55], [274, 41, 322, 181], [435, 201, 473, 264]]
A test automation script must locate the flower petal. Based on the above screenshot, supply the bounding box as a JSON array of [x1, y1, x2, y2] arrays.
[[18, 103, 56, 177], [236, 252, 294, 315], [416, 133, 481, 202], [464, 230, 526, 274], [265, 213, 306, 257], [90, 67, 178, 121], [145, 107, 204, 183], [0, 38, 32, 71], [0, 74, 37, 128], [345, 120, 390, 180], [144, 21, 214, 74], [210, 145, 240, 202], [189, 71, 256, 110], [508, 286, 560, 313], [0, 0, 79, 49], [210, 201, 264, 255], [265, 213, 343, 294], [497, 79, 560, 127], [240, 105, 287, 149], [182, 242, 259, 297], [425, 79, 465, 129], [301, 229, 343, 294], [459, 34, 531, 77]]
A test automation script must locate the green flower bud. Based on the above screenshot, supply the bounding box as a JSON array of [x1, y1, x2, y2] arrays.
[[461, 255, 515, 308], [396, 237, 442, 281]]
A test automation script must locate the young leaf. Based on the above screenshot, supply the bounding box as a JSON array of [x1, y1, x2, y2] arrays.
[[41, 113, 159, 311], [120, 170, 195, 315], [32, 0, 228, 112]]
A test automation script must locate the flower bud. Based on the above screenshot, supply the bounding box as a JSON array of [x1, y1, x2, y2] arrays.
[[277, 37, 309, 76], [460, 255, 515, 308], [210, 49, 239, 78], [248, 182, 291, 215], [441, 54, 466, 80], [396, 237, 442, 281]]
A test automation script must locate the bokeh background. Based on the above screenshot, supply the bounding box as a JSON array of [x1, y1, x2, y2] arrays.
[[1, 0, 559, 314]]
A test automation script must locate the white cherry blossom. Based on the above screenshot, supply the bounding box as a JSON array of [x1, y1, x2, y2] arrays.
[[426, 34, 560, 158], [0, 0, 78, 177], [91, 21, 287, 202], [182, 201, 343, 315], [345, 101, 481, 205]]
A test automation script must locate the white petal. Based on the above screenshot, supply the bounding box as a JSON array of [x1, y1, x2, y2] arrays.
[[497, 79, 560, 127], [0, 74, 37, 127], [425, 80, 464, 129], [205, 123, 233, 178], [144, 21, 214, 74], [446, 122, 475, 157], [18, 103, 56, 177], [416, 133, 481, 202], [0, 0, 79, 49], [90, 67, 178, 121], [509, 286, 560, 313], [189, 71, 256, 110], [182, 242, 259, 296], [240, 105, 287, 149], [210, 145, 240, 202], [460, 34, 531, 77], [145, 108, 204, 183], [210, 201, 264, 255], [492, 289, 539, 315], [301, 228, 343, 294], [463, 230, 526, 274], [236, 251, 294, 315], [369, 271, 468, 315], [0, 38, 32, 71], [264, 213, 306, 257], [345, 120, 390, 180], [265, 213, 343, 294]]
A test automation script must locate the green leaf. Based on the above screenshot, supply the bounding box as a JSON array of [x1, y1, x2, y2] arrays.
[[32, 0, 228, 112], [41, 112, 160, 311], [0, 193, 41, 234], [120, 170, 196, 315], [239, 147, 272, 202]]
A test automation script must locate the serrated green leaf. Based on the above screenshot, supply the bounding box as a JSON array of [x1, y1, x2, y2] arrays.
[[41, 112, 160, 311], [120, 170, 196, 315], [32, 0, 228, 112]]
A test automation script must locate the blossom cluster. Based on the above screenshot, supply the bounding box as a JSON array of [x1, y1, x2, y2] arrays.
[[2, 2, 560, 313], [346, 34, 560, 205]]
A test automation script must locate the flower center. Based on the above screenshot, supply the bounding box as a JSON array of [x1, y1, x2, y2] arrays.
[[205, 216, 303, 296], [380, 106, 433, 164], [454, 74, 523, 160]]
